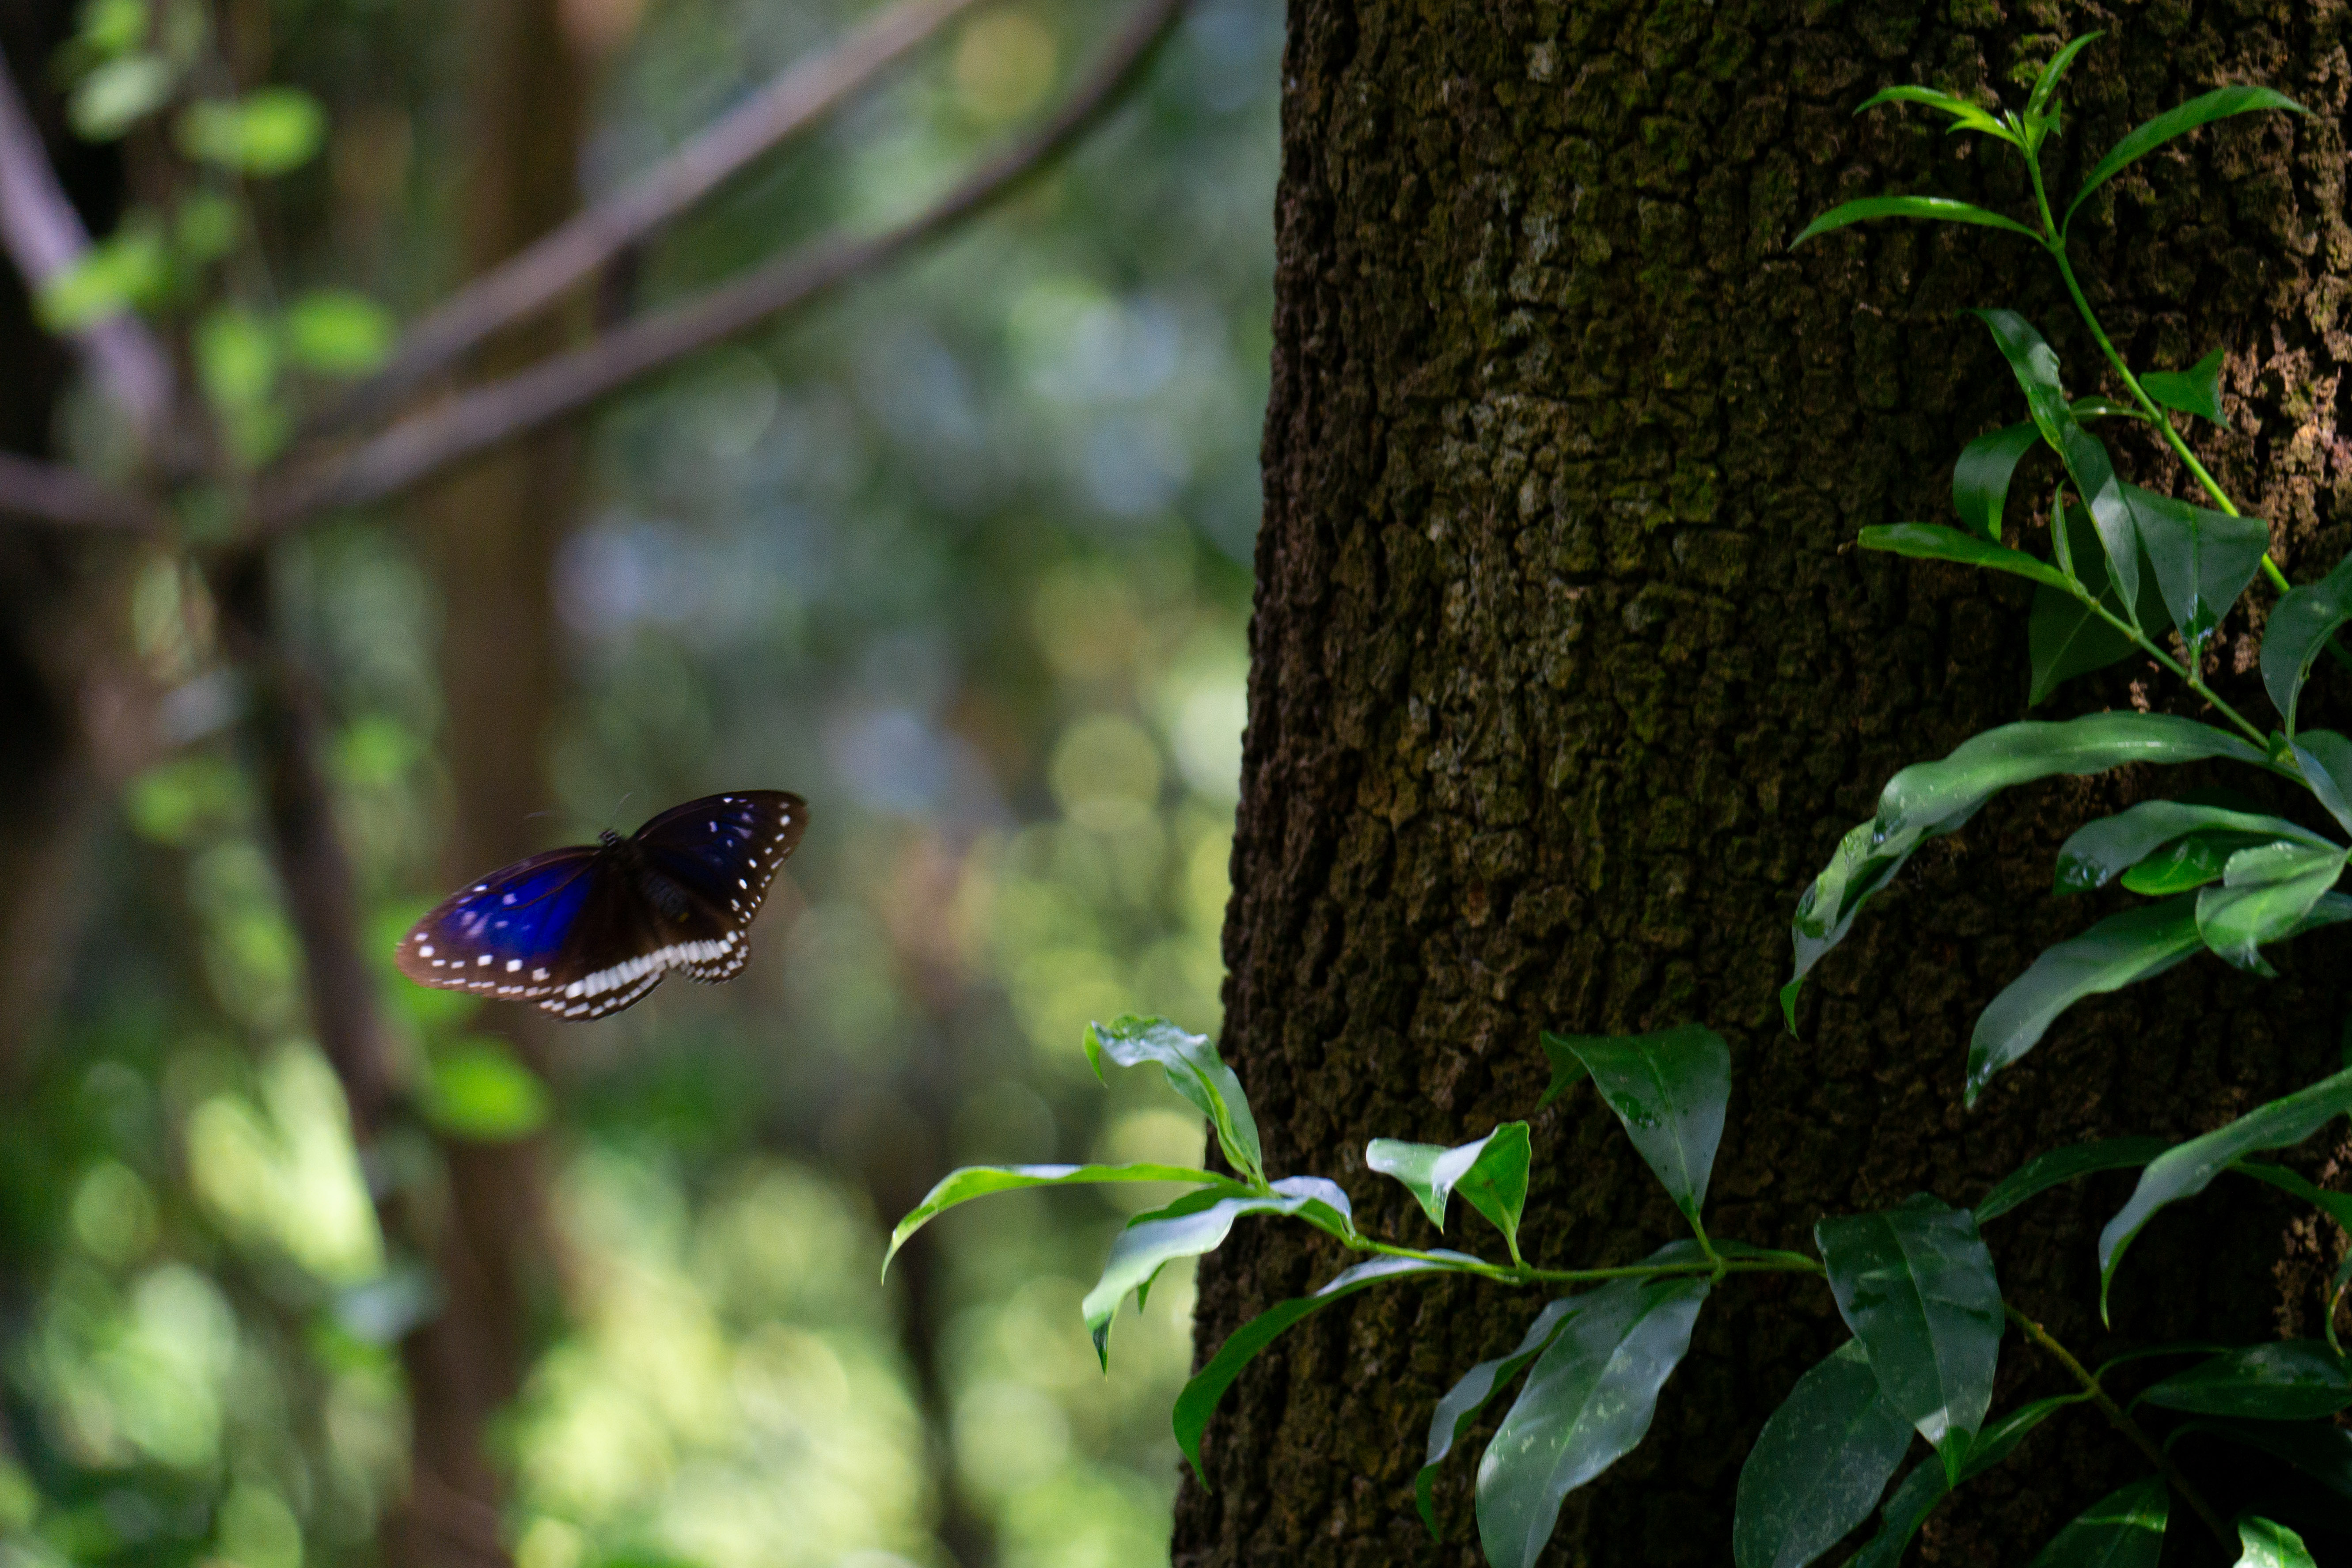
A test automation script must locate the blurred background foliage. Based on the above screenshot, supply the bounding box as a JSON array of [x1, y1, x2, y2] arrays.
[[0, 0, 1278, 1563]]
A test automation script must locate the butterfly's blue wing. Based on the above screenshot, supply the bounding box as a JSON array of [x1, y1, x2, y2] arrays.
[[395, 847, 605, 1001], [630, 791, 806, 982]]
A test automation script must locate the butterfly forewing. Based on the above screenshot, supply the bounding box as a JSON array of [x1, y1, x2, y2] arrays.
[[396, 847, 601, 999], [634, 790, 804, 983]]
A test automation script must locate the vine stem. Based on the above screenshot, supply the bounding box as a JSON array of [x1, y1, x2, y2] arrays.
[[2006, 1307, 2233, 1549], [1346, 1234, 1821, 1287]]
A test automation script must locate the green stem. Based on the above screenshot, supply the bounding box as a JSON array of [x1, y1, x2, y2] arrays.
[[1688, 1209, 1726, 1278], [2075, 585, 2273, 751], [1348, 1235, 1822, 1288], [2007, 1307, 2232, 1549]]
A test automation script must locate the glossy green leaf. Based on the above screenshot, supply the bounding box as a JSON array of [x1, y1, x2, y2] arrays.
[[2053, 801, 2325, 896], [1859, 523, 2069, 588], [2139, 1341, 2352, 1420], [1733, 1340, 1913, 1568], [1968, 896, 2204, 1105], [420, 1040, 550, 1143], [1475, 1272, 1712, 1568], [1951, 422, 2044, 540], [2124, 832, 2279, 896], [2194, 840, 2348, 973], [1085, 1015, 1264, 1186], [1535, 1030, 1589, 1110], [1417, 1296, 1582, 1537], [2027, 504, 2169, 706], [1174, 1254, 1478, 1483], [2291, 731, 2352, 836], [1791, 196, 2040, 250], [2099, 1065, 2352, 1315], [1847, 1461, 1949, 1568], [1083, 1178, 1352, 1366], [1784, 714, 2263, 1025], [1558, 1024, 1730, 1223], [284, 291, 395, 376], [1367, 1122, 1531, 1260], [883, 1161, 1233, 1274], [2263, 551, 2352, 734], [2141, 348, 2227, 425], [1816, 1197, 2002, 1477], [177, 88, 326, 175], [1855, 84, 2020, 143], [2026, 33, 2104, 120], [2184, 1417, 2352, 1500], [2125, 484, 2268, 647], [2234, 1517, 2317, 1568], [2067, 85, 2309, 228], [1974, 1137, 2169, 1223], [2023, 1475, 2168, 1568]]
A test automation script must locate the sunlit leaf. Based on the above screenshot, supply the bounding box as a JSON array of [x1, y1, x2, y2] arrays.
[[2022, 1475, 2168, 1567], [1973, 1137, 2169, 1223], [1859, 523, 2069, 589], [2067, 85, 2309, 228], [35, 224, 170, 330], [1476, 1271, 1711, 1568], [1082, 1178, 1352, 1366], [1555, 1024, 1730, 1224], [1968, 896, 2204, 1105], [2193, 839, 2348, 973], [1815, 1196, 2003, 1477], [1086, 1014, 1264, 1186], [1784, 714, 2263, 1028], [2234, 1517, 2318, 1568], [2125, 483, 2267, 648], [420, 1040, 550, 1142], [2053, 801, 2325, 896], [1173, 1254, 1479, 1483], [1367, 1123, 1530, 1260], [284, 291, 395, 376], [177, 87, 326, 175], [882, 1161, 1235, 1275], [2141, 348, 2227, 424], [2026, 33, 2104, 120], [69, 51, 175, 139], [2099, 1065, 2352, 1316], [1855, 84, 2020, 144], [1733, 1339, 1912, 1568], [1791, 196, 2040, 250], [2139, 1341, 2352, 1420], [1416, 1297, 1581, 1538]]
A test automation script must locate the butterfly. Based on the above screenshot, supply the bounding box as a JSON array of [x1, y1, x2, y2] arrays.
[[395, 791, 806, 1020]]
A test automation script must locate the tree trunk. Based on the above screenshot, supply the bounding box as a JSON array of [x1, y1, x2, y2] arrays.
[[1179, 2, 2351, 1564]]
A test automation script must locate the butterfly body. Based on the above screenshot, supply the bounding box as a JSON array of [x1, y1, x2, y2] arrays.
[[397, 790, 805, 1020]]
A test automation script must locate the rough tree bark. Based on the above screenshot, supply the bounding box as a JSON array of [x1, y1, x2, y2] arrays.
[[1180, 1, 2352, 1564]]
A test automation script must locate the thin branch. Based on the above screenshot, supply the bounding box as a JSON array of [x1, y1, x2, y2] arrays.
[[255, 0, 1186, 530], [0, 450, 166, 529], [0, 43, 175, 442], [311, 0, 995, 436]]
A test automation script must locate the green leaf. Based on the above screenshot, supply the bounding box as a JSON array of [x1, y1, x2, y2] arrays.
[[176, 87, 326, 175], [2023, 1475, 2168, 1568], [2053, 801, 2327, 896], [2140, 348, 2227, 424], [1173, 1254, 1478, 1484], [419, 1040, 550, 1142], [2194, 840, 2348, 973], [75, 0, 152, 60], [883, 1161, 1234, 1276], [1416, 1296, 1582, 1538], [1815, 1196, 2003, 1477], [1859, 523, 2069, 588], [1082, 1178, 1352, 1366], [69, 51, 175, 139], [174, 193, 239, 265], [1556, 1024, 1730, 1224], [1085, 1015, 1264, 1187], [284, 291, 395, 376], [2028, 504, 2170, 706], [2182, 1417, 2352, 1500], [1366, 1123, 1531, 1260], [1950, 423, 2044, 541], [1791, 196, 2041, 250], [1475, 1272, 1712, 1568], [2234, 1517, 2318, 1568], [1855, 84, 2022, 144], [1786, 714, 2263, 1022], [2067, 85, 2310, 228], [2139, 1341, 2352, 1420], [194, 305, 276, 409], [2099, 1065, 2352, 1316], [2263, 551, 2352, 734], [1962, 1393, 2086, 1477], [2026, 33, 2104, 121], [1535, 1030, 1589, 1110], [1733, 1339, 1914, 1568], [2070, 396, 2147, 422], [2125, 484, 2269, 648], [1847, 1461, 1949, 1568], [1974, 1137, 2170, 1223], [2291, 731, 2352, 836], [35, 224, 170, 330], [1968, 896, 2204, 1104]]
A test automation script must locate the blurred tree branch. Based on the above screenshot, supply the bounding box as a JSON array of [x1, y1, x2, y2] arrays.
[[259, 0, 1185, 529], [0, 449, 163, 527], [312, 0, 996, 436]]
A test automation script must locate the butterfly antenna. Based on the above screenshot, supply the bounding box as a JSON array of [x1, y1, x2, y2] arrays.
[[610, 792, 633, 830]]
